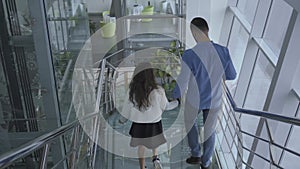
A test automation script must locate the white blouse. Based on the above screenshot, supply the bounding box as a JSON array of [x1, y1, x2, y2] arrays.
[[120, 86, 178, 123]]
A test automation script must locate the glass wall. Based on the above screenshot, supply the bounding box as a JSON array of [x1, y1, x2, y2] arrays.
[[0, 2, 63, 167], [226, 18, 249, 94], [0, 0, 91, 165], [263, 0, 293, 58], [0, 50, 11, 155], [221, 0, 300, 168], [0, 0, 46, 140], [237, 0, 260, 24], [45, 0, 90, 124], [244, 50, 275, 110], [227, 0, 295, 111], [227, 18, 249, 77]]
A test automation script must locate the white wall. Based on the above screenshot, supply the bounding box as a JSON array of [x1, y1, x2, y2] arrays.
[[210, 0, 228, 42], [86, 0, 112, 13]]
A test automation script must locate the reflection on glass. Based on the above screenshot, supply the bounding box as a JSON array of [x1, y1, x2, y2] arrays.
[[2, 0, 47, 133], [0, 54, 12, 155], [0, 0, 51, 159], [45, 0, 90, 124], [12, 0, 32, 36], [244, 50, 274, 110]]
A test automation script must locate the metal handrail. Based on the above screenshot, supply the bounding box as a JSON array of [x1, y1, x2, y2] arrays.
[[224, 84, 300, 126], [0, 112, 98, 168], [93, 49, 125, 66], [0, 56, 116, 168], [216, 83, 300, 169]]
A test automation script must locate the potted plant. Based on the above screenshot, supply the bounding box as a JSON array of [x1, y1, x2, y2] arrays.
[[151, 40, 183, 99], [100, 11, 116, 38], [141, 1, 154, 22]]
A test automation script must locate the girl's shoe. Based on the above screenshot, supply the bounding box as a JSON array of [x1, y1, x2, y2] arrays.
[[152, 156, 162, 169]]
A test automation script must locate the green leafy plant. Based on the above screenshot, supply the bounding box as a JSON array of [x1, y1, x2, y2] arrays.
[[152, 40, 183, 98], [54, 51, 72, 81]]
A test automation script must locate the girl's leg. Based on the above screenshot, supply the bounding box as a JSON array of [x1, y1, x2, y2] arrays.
[[152, 148, 158, 158], [138, 146, 146, 169], [152, 148, 162, 169]]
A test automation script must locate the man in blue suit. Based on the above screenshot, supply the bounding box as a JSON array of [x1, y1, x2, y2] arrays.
[[173, 17, 236, 169]]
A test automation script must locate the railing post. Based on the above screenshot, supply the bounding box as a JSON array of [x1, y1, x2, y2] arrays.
[[265, 120, 278, 169], [39, 144, 50, 169], [91, 115, 100, 168], [91, 59, 108, 168], [69, 125, 80, 169], [95, 59, 107, 112]]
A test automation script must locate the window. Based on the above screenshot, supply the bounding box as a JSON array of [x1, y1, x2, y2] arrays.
[[228, 18, 249, 75], [237, 0, 260, 24], [263, 0, 293, 57], [244, 50, 275, 110], [226, 18, 249, 93]]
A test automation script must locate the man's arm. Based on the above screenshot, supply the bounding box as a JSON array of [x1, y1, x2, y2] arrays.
[[172, 51, 192, 101], [225, 48, 237, 80]]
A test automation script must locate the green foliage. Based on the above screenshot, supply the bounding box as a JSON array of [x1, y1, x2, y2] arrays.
[[152, 40, 183, 98], [54, 51, 72, 80]]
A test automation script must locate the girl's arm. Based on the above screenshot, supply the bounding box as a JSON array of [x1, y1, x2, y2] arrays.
[[165, 100, 179, 110], [158, 87, 179, 111]]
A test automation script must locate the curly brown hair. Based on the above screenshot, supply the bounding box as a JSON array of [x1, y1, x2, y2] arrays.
[[129, 63, 158, 110]]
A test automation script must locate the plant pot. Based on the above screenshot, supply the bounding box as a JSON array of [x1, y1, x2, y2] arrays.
[[141, 6, 154, 22], [102, 10, 110, 17], [100, 22, 116, 38]]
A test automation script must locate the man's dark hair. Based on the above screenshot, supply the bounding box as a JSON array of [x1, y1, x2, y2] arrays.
[[191, 17, 209, 32]]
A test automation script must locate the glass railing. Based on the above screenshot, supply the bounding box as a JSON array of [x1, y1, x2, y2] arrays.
[[215, 83, 300, 169], [0, 57, 117, 169]]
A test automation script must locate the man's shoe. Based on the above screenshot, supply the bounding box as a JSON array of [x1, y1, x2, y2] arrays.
[[200, 163, 211, 169], [186, 156, 202, 164]]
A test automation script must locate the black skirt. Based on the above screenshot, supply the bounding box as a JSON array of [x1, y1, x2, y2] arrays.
[[129, 120, 167, 149]]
